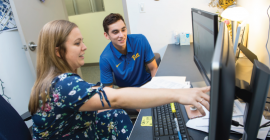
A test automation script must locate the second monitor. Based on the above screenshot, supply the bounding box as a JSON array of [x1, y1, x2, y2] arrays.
[[191, 8, 218, 85]]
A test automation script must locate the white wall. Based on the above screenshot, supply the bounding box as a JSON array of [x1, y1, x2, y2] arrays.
[[0, 30, 34, 127], [237, 0, 270, 67], [126, 0, 220, 58], [126, 0, 270, 68]]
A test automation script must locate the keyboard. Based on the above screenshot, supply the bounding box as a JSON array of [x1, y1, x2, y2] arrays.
[[152, 103, 190, 140]]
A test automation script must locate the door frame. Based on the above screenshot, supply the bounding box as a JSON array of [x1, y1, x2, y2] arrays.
[[122, 0, 131, 34]]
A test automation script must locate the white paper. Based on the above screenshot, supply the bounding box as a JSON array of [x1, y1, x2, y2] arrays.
[[201, 100, 244, 119], [234, 100, 246, 115], [154, 76, 186, 83], [141, 76, 189, 89]]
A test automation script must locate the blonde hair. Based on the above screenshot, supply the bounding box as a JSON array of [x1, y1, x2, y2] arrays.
[[29, 20, 78, 115]]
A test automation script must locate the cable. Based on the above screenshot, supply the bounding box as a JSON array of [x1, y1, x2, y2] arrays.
[[266, 5, 270, 66], [264, 5, 270, 102], [260, 121, 270, 129], [266, 97, 270, 104], [231, 120, 244, 127]]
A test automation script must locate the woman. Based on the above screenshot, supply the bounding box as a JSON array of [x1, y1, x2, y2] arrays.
[[29, 20, 210, 140]]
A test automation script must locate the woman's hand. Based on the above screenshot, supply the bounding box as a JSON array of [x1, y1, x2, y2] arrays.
[[176, 86, 210, 116]]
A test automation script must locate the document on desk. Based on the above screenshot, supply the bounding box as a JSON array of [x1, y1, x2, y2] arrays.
[[186, 100, 270, 139], [141, 76, 189, 89], [200, 100, 244, 119]]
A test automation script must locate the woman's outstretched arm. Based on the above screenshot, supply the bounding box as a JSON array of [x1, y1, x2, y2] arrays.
[[79, 87, 210, 115]]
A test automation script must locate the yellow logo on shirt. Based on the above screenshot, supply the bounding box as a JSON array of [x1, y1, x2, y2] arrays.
[[132, 53, 140, 61], [116, 62, 121, 67]]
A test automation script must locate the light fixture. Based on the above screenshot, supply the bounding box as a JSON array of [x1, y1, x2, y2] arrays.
[[221, 6, 249, 21], [221, 5, 249, 44]]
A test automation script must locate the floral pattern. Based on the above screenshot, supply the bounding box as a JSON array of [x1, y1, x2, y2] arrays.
[[32, 73, 133, 140]]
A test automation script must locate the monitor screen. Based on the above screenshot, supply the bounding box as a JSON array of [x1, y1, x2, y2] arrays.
[[191, 8, 218, 85]]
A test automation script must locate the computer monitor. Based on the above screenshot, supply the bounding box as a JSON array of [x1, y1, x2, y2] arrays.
[[191, 8, 218, 86], [208, 22, 236, 140]]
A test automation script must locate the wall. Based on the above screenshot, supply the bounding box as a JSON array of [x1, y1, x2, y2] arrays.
[[0, 30, 35, 127], [237, 0, 270, 67], [126, 0, 221, 59], [68, 0, 125, 63], [65, 0, 75, 16]]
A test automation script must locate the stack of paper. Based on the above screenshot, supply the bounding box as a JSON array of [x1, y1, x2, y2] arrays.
[[141, 76, 190, 89], [186, 100, 270, 139]]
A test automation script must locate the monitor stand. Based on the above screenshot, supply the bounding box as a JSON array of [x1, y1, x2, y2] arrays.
[[235, 78, 250, 91]]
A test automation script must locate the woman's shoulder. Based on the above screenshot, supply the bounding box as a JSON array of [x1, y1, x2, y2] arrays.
[[50, 73, 96, 89], [51, 73, 99, 90], [52, 73, 82, 84]]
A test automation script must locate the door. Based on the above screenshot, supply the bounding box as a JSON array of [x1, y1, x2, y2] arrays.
[[9, 0, 68, 78]]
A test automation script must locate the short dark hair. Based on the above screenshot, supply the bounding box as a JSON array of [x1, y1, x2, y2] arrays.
[[103, 13, 125, 34]]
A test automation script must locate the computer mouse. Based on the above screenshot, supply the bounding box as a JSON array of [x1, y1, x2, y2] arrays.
[[190, 105, 197, 111]]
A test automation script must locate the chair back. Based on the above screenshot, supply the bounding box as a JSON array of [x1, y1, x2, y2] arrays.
[[0, 95, 32, 140]]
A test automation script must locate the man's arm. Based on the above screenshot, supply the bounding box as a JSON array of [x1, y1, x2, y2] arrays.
[[140, 34, 157, 77], [147, 59, 158, 77]]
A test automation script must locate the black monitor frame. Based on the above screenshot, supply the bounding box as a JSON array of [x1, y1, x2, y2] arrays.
[[191, 8, 218, 86], [208, 22, 236, 140]]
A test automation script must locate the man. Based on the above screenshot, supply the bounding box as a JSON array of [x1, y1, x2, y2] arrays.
[[100, 13, 158, 88]]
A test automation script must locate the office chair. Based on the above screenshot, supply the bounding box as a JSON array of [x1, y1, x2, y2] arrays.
[[0, 95, 32, 140]]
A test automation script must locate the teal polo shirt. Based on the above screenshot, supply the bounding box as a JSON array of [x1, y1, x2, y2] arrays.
[[99, 34, 155, 87]]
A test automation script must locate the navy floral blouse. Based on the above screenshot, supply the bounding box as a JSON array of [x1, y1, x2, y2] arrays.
[[32, 73, 133, 140]]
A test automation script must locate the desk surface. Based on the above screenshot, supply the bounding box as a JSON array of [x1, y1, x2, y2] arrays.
[[129, 44, 242, 140]]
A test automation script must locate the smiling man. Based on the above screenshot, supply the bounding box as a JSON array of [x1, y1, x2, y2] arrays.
[[100, 13, 158, 88]]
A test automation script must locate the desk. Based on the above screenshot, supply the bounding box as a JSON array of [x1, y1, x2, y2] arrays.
[[129, 44, 242, 140]]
